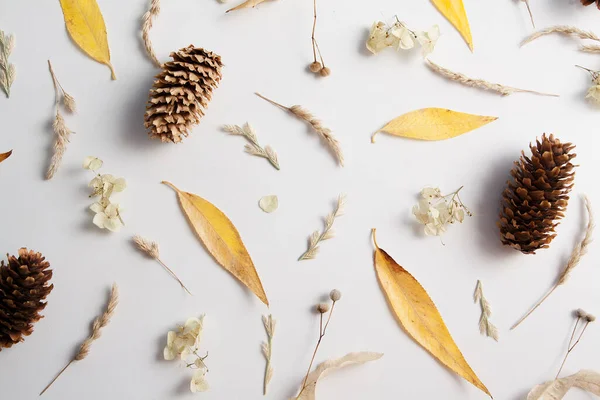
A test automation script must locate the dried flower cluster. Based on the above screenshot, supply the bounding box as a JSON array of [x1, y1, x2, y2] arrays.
[[223, 123, 280, 170], [295, 290, 342, 399], [474, 280, 498, 341], [556, 309, 596, 378], [163, 316, 210, 393], [299, 195, 346, 260], [47, 60, 76, 180], [367, 19, 439, 57], [133, 235, 192, 295], [261, 314, 276, 395], [577, 65, 600, 105], [0, 30, 15, 98], [84, 157, 127, 232], [308, 0, 330, 77], [413, 187, 472, 236]]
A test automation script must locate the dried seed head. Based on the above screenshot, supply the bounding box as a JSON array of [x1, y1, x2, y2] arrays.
[[316, 303, 330, 314], [576, 309, 588, 319], [319, 67, 331, 77], [586, 314, 596, 322], [63, 92, 77, 113], [329, 289, 342, 302], [309, 61, 323, 73]]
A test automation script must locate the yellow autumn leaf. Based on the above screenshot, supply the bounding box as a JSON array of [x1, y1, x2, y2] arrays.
[[0, 150, 12, 164], [371, 229, 492, 397], [226, 0, 275, 13], [59, 0, 116, 80], [431, 0, 473, 51], [163, 181, 269, 306], [371, 108, 497, 143]]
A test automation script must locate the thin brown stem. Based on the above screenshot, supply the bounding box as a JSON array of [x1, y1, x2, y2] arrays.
[[40, 360, 73, 396], [524, 0, 535, 28], [511, 286, 557, 330], [556, 321, 589, 378], [157, 258, 192, 295], [255, 93, 290, 112], [311, 0, 317, 63]]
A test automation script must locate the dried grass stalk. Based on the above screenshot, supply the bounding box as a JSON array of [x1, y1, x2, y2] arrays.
[[40, 284, 119, 395], [255, 93, 344, 166], [426, 59, 558, 97], [580, 44, 600, 53], [521, 25, 600, 47], [142, 0, 162, 67], [511, 196, 595, 330], [299, 194, 346, 261], [261, 314, 276, 395], [223, 123, 280, 170], [474, 280, 499, 341], [0, 30, 16, 98], [522, 0, 535, 28], [133, 235, 192, 295]]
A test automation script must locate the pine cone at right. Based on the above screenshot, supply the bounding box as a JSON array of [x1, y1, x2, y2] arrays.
[[498, 134, 577, 254], [581, 0, 600, 10]]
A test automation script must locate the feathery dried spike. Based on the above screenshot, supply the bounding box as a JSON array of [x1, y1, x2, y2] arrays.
[[426, 60, 558, 97], [299, 195, 346, 261], [40, 284, 119, 395], [512, 196, 594, 330], [46, 60, 76, 180], [0, 30, 15, 98], [133, 235, 192, 295], [474, 280, 499, 341], [580, 44, 600, 53], [556, 309, 595, 378], [521, 25, 600, 46], [223, 123, 280, 170], [255, 93, 344, 166], [261, 314, 276, 395], [141, 0, 162, 67]]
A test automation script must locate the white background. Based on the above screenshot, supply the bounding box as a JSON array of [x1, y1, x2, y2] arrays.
[[0, 0, 599, 399]]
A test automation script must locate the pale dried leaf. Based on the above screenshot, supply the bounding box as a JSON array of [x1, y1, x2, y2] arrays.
[[226, 0, 275, 12], [259, 195, 278, 213], [295, 352, 383, 400], [527, 370, 600, 400]]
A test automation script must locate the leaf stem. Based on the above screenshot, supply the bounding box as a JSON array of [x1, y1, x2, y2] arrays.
[[371, 228, 379, 249], [157, 258, 192, 295], [510, 285, 556, 330], [255, 92, 290, 112], [40, 360, 73, 396]]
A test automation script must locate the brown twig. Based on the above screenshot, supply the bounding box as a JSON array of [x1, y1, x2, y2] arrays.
[[556, 310, 595, 378]]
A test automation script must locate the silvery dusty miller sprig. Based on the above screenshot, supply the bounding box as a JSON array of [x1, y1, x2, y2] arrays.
[[0, 30, 15, 98], [40, 284, 119, 395], [512, 196, 595, 330], [295, 290, 341, 399], [426, 59, 558, 97], [474, 280, 499, 341], [47, 60, 77, 180], [556, 309, 595, 378], [223, 123, 280, 170], [133, 234, 192, 295], [299, 194, 346, 261], [255, 93, 344, 166], [261, 314, 276, 395]]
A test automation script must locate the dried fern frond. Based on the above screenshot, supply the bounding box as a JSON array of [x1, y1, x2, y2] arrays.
[[40, 284, 119, 395], [255, 93, 344, 166], [0, 30, 16, 98], [426, 60, 558, 97], [521, 25, 600, 46], [299, 195, 346, 261], [474, 280, 499, 341], [223, 123, 280, 170]]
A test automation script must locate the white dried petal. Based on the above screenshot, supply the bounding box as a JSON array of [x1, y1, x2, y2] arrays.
[[421, 187, 441, 200], [259, 195, 278, 213], [390, 24, 415, 50], [83, 156, 103, 170], [190, 370, 209, 393], [366, 22, 390, 54]]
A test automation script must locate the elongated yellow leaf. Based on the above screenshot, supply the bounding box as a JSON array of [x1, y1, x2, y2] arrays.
[[59, 0, 116, 79], [0, 150, 12, 164], [372, 108, 496, 143], [371, 229, 491, 397], [431, 0, 473, 51], [163, 181, 269, 306], [226, 0, 275, 13]]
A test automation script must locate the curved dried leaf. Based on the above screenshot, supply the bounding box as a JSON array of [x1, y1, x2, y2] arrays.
[[431, 0, 473, 51], [0, 150, 12, 164], [163, 181, 269, 305], [59, 0, 116, 79], [296, 352, 383, 400], [527, 370, 600, 400], [226, 0, 274, 13], [371, 229, 491, 397], [372, 108, 497, 142]]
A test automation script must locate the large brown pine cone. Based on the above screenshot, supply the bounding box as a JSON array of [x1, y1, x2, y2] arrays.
[[0, 248, 53, 350], [144, 45, 223, 143], [498, 134, 577, 254], [581, 0, 600, 9]]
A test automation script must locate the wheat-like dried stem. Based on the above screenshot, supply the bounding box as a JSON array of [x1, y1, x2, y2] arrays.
[[299, 195, 346, 261], [46, 111, 73, 180], [142, 0, 162, 67], [426, 59, 558, 97], [223, 123, 280, 170], [255, 93, 344, 166], [521, 25, 600, 47], [474, 280, 499, 341], [580, 44, 600, 53], [511, 196, 594, 330], [0, 30, 15, 98], [133, 235, 192, 295], [261, 314, 276, 395], [40, 284, 119, 395]]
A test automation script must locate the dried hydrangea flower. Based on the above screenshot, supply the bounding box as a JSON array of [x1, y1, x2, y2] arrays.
[[366, 18, 439, 57], [412, 186, 472, 237], [84, 157, 126, 232], [577, 65, 600, 105]]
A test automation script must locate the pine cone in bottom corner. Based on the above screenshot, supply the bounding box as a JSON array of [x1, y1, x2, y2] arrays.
[[581, 0, 600, 10], [498, 134, 577, 254], [0, 248, 53, 350], [144, 45, 223, 143]]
